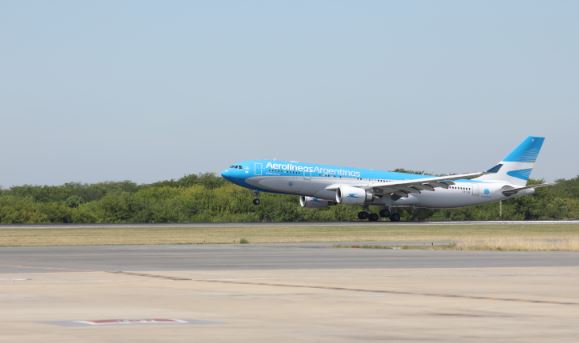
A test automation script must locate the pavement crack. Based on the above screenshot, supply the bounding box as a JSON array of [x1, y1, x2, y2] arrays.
[[195, 279, 579, 307], [110, 271, 192, 281], [108, 272, 579, 307]]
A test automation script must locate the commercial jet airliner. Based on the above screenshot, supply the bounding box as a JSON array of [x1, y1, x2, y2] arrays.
[[221, 136, 547, 221]]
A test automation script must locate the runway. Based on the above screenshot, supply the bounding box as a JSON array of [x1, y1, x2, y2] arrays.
[[3, 244, 579, 342], [1, 244, 579, 273]]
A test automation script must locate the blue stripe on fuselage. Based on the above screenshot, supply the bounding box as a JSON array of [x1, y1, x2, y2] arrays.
[[236, 159, 479, 184]]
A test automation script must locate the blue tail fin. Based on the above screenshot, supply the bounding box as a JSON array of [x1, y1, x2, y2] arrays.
[[502, 136, 545, 163], [478, 136, 545, 186]]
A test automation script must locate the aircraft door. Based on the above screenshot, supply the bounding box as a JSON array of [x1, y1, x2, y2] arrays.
[[471, 183, 480, 196], [254, 163, 263, 176]]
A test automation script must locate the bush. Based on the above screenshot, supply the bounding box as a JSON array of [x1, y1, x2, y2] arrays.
[[0, 174, 576, 223]]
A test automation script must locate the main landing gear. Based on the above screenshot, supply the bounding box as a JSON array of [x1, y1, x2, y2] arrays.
[[357, 211, 369, 220], [388, 213, 401, 222], [357, 211, 379, 222], [379, 208, 390, 218], [357, 209, 401, 222]]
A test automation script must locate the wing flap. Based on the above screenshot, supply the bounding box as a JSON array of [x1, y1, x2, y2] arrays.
[[371, 172, 484, 190], [325, 171, 487, 200], [369, 172, 485, 199]]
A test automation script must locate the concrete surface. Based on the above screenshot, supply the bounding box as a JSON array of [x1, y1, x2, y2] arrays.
[[2, 245, 579, 342]]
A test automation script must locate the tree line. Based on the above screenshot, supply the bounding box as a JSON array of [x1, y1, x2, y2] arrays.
[[0, 173, 577, 224]]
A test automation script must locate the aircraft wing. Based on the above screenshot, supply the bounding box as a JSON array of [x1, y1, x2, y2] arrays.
[[367, 172, 486, 199]]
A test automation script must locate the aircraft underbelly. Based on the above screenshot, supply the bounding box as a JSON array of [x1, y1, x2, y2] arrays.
[[410, 188, 498, 208], [247, 176, 328, 195], [414, 192, 476, 208], [246, 176, 504, 209]]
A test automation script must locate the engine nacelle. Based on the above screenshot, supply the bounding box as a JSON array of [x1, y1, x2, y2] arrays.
[[335, 185, 373, 205], [299, 196, 331, 209]]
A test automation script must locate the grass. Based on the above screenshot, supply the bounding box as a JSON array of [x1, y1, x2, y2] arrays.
[[334, 243, 456, 250], [0, 223, 579, 251]]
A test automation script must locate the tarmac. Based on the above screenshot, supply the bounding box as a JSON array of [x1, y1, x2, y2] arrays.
[[2, 244, 579, 342], [2, 244, 579, 273]]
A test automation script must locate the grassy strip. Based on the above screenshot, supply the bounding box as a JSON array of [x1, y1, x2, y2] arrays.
[[1, 224, 579, 251], [334, 243, 456, 250], [453, 237, 579, 251]]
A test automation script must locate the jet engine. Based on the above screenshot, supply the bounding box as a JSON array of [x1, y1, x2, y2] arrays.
[[299, 196, 331, 208], [335, 185, 373, 205]]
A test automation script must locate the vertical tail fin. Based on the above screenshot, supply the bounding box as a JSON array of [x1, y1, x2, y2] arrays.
[[477, 136, 545, 186]]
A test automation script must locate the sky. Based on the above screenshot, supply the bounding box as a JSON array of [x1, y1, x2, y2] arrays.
[[0, 0, 577, 187]]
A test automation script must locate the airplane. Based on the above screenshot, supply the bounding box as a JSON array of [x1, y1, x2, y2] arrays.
[[221, 136, 547, 221]]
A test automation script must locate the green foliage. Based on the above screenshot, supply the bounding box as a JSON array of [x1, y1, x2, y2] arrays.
[[0, 174, 577, 224], [65, 195, 84, 208]]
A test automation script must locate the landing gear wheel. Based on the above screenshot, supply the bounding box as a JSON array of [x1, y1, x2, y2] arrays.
[[252, 191, 261, 205], [389, 213, 401, 222], [379, 208, 391, 218], [368, 213, 380, 222], [357, 211, 369, 220]]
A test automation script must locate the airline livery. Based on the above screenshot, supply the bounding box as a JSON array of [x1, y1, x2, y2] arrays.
[[221, 136, 547, 221]]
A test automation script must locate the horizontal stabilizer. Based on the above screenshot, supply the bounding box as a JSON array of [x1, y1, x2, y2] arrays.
[[502, 183, 551, 197]]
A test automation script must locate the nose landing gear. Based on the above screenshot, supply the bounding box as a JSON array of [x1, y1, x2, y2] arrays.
[[252, 191, 261, 205]]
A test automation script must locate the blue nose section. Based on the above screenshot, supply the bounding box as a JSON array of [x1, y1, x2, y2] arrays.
[[221, 167, 247, 186], [220, 168, 232, 180]]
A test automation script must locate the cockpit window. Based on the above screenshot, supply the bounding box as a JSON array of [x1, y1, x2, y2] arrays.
[[230, 165, 243, 169]]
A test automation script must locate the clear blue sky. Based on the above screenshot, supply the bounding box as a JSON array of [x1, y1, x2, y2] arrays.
[[1, 1, 577, 186]]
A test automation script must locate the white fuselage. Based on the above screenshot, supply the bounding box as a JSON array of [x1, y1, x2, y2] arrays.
[[245, 174, 528, 208]]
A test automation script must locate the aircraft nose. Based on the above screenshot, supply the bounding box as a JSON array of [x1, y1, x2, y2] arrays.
[[220, 168, 232, 180]]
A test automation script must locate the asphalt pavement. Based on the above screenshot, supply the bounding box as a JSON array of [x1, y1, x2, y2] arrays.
[[1, 243, 579, 273]]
